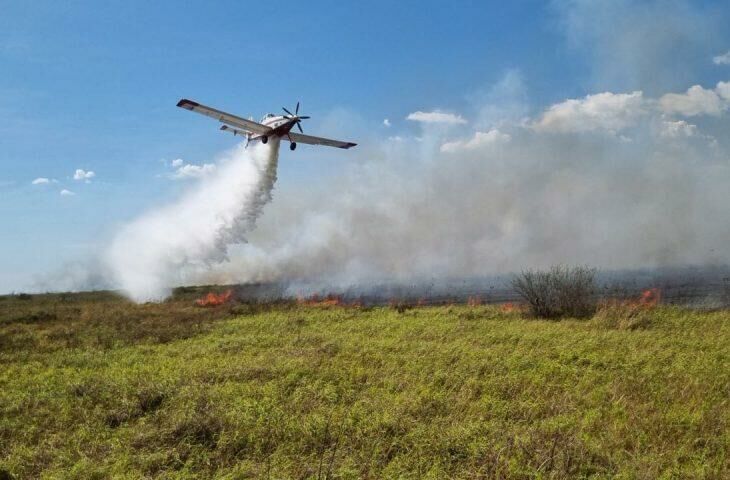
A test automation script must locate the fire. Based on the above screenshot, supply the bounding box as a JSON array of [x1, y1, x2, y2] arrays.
[[297, 294, 350, 307], [195, 289, 233, 307], [599, 287, 662, 311], [637, 288, 661, 307], [500, 302, 517, 313]]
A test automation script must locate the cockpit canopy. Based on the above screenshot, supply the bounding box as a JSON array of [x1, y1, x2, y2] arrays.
[[261, 113, 276, 122]]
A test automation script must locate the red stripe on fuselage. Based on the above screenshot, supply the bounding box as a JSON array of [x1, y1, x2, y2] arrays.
[[270, 119, 297, 136], [251, 119, 296, 140]]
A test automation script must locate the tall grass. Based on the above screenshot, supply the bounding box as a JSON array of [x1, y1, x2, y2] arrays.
[[0, 291, 727, 478]]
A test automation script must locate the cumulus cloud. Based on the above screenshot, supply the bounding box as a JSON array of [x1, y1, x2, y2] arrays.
[[533, 91, 646, 133], [717, 81, 730, 101], [165, 158, 217, 179], [659, 85, 725, 116], [31, 177, 50, 185], [659, 120, 698, 138], [172, 162, 216, 179], [383, 118, 391, 127], [440, 129, 511, 153], [713, 51, 730, 65], [73, 169, 95, 182], [406, 111, 467, 125], [60, 189, 75, 196]]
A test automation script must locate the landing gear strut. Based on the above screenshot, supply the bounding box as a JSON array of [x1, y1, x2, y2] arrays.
[[290, 142, 297, 151], [261, 135, 268, 144]]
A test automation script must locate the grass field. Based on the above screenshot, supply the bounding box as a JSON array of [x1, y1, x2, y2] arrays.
[[0, 290, 728, 479]]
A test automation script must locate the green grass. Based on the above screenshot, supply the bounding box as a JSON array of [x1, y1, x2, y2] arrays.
[[0, 292, 728, 479]]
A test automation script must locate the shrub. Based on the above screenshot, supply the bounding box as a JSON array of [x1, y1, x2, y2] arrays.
[[512, 265, 597, 319]]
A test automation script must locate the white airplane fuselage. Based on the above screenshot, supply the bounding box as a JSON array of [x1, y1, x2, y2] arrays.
[[247, 114, 300, 144]]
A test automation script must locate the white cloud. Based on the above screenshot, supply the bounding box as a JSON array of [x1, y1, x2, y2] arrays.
[[713, 51, 730, 65], [31, 177, 50, 185], [716, 81, 730, 101], [73, 169, 96, 182], [659, 85, 724, 117], [533, 91, 646, 133], [60, 189, 75, 196], [383, 119, 391, 127], [172, 163, 216, 179], [166, 158, 217, 180], [440, 129, 511, 153], [406, 111, 467, 125], [659, 120, 698, 138]]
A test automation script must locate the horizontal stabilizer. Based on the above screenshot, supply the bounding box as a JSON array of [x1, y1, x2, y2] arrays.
[[220, 125, 249, 136]]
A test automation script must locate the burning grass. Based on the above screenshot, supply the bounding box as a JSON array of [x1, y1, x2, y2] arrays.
[[0, 290, 727, 478], [594, 288, 663, 330], [296, 293, 361, 308], [195, 289, 233, 307]]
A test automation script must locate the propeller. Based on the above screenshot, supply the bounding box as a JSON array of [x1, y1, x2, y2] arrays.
[[282, 102, 310, 134]]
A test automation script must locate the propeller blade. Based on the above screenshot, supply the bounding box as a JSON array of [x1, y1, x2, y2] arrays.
[[296, 121, 303, 133], [282, 107, 293, 116], [298, 115, 311, 119], [295, 102, 300, 114]]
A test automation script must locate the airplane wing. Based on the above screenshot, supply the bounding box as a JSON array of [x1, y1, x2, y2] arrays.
[[287, 132, 357, 149], [177, 99, 271, 135]]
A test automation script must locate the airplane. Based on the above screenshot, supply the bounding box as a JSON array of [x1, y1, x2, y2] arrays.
[[176, 99, 357, 151]]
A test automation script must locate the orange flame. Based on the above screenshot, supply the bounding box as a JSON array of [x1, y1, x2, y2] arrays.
[[297, 294, 351, 307], [600, 287, 662, 311], [500, 302, 517, 313], [637, 288, 661, 307], [195, 289, 233, 307]]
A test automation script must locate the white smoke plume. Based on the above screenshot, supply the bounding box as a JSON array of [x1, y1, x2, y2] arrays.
[[194, 80, 730, 294], [105, 141, 279, 302]]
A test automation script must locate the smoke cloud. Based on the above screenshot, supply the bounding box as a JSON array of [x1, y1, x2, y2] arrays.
[[196, 80, 730, 294], [105, 141, 279, 301]]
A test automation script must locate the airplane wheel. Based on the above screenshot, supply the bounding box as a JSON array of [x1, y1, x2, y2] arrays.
[[290, 142, 297, 151], [261, 136, 268, 144]]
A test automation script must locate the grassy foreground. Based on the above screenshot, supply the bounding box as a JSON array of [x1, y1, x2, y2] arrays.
[[0, 292, 728, 479]]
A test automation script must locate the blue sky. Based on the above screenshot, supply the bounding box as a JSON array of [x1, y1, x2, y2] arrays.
[[2, 0, 730, 293]]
